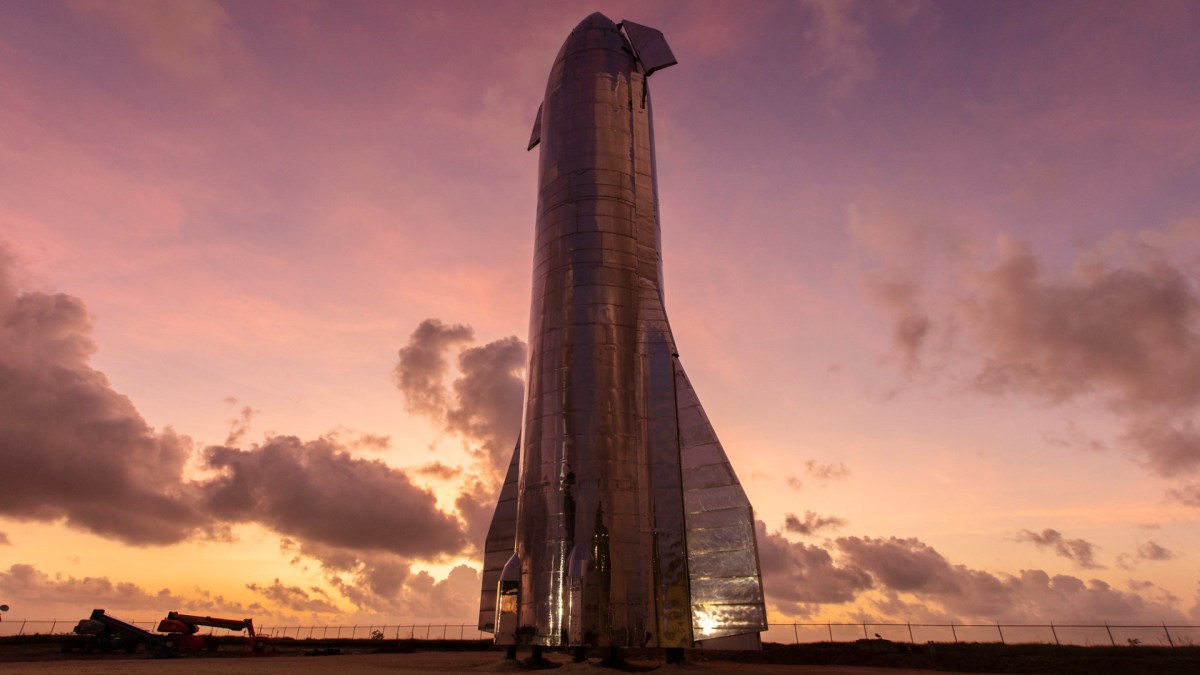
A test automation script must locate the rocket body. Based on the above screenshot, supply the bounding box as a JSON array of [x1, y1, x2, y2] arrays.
[[480, 14, 767, 649]]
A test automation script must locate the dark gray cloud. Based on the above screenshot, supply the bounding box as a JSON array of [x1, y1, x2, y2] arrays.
[[414, 462, 463, 480], [1137, 541, 1177, 561], [245, 578, 339, 614], [392, 319, 526, 549], [279, 540, 479, 619], [393, 319, 473, 418], [755, 520, 873, 614], [0, 248, 209, 544], [1015, 528, 1103, 570], [963, 240, 1200, 485], [444, 336, 525, 475], [784, 510, 848, 536], [832, 535, 1188, 624], [199, 435, 466, 558], [965, 240, 1200, 410], [860, 228, 1200, 497]]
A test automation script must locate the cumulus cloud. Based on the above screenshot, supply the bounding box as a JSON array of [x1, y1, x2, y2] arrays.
[[784, 510, 848, 536], [756, 520, 873, 615], [394, 319, 473, 418], [0, 531, 10, 545], [854, 214, 1200, 498], [393, 319, 526, 548], [0, 247, 210, 544], [199, 435, 466, 558], [832, 536, 1187, 624], [1015, 528, 1103, 570], [279, 540, 480, 621], [443, 337, 525, 475], [965, 239, 1200, 411]]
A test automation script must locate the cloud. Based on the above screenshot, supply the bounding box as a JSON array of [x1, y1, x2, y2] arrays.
[[199, 435, 466, 558], [785, 476, 803, 490], [866, 280, 930, 371], [0, 532, 9, 545], [413, 462, 463, 480], [1136, 541, 1177, 562], [392, 319, 526, 547], [1168, 482, 1200, 506], [393, 319, 473, 418], [855, 217, 1200, 497], [70, 0, 249, 102], [1015, 528, 1103, 570], [279, 540, 480, 621], [805, 459, 850, 482], [443, 336, 526, 475], [784, 510, 848, 536], [832, 536, 1187, 625], [965, 238, 1200, 411], [0, 257, 479, 583], [0, 246, 210, 544], [794, 0, 928, 106], [245, 578, 339, 614], [0, 563, 193, 612], [756, 520, 873, 614]]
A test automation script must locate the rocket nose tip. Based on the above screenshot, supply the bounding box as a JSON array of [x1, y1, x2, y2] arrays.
[[574, 12, 616, 31]]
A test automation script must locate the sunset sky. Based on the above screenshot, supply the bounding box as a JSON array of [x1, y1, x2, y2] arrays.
[[2, 0, 1199, 636]]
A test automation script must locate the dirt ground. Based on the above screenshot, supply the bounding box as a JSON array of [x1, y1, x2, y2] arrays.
[[0, 648, 972, 675]]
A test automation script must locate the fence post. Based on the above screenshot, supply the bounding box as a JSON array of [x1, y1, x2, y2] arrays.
[[950, 621, 957, 644], [1163, 622, 1174, 647], [793, 623, 799, 644], [907, 623, 914, 643], [49, 620, 57, 634], [1050, 622, 1059, 645], [996, 622, 1004, 644], [826, 623, 833, 642], [1104, 622, 1114, 647], [862, 622, 868, 639], [19, 620, 26, 636]]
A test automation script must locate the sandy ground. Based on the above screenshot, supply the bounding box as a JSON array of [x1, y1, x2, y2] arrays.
[[0, 650, 978, 674]]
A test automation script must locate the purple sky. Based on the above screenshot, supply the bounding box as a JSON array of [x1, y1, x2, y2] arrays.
[[1, 1, 1198, 634]]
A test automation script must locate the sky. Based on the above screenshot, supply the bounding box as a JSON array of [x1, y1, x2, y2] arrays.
[[1, 0, 1199, 637]]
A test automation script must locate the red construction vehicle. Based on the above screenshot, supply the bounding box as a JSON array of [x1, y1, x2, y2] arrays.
[[156, 611, 273, 654]]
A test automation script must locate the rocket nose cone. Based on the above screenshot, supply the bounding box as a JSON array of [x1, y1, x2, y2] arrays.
[[572, 11, 616, 33]]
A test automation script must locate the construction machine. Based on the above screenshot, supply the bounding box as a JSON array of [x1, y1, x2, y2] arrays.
[[65, 609, 163, 654], [157, 611, 273, 654]]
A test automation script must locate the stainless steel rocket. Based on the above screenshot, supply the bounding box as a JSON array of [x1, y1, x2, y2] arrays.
[[479, 13, 767, 650]]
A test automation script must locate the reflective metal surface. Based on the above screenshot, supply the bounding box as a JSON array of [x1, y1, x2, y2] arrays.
[[480, 12, 766, 648]]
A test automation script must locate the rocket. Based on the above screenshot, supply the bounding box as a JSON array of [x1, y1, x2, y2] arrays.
[[479, 13, 767, 651]]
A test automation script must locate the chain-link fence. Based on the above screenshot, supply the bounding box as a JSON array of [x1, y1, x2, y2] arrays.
[[4, 619, 1198, 646]]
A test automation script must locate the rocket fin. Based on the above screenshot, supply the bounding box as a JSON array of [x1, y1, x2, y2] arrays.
[[528, 103, 542, 151], [619, 20, 678, 76], [478, 435, 521, 631], [674, 362, 768, 641]]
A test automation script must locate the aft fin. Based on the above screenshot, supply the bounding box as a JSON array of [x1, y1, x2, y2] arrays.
[[528, 103, 543, 151], [619, 20, 678, 76], [675, 361, 768, 640], [478, 435, 521, 631]]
